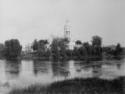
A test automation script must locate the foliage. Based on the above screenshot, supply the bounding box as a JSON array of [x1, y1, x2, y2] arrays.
[[102, 43, 123, 59], [0, 43, 5, 58], [50, 37, 69, 60], [75, 40, 82, 45], [91, 36, 102, 59], [4, 39, 22, 59], [32, 39, 38, 51], [114, 43, 122, 56], [32, 39, 50, 57], [92, 35, 102, 47], [0, 35, 123, 60], [73, 42, 89, 60], [73, 37, 103, 60]]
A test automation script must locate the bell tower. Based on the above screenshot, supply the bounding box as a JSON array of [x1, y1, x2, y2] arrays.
[[64, 20, 70, 41]]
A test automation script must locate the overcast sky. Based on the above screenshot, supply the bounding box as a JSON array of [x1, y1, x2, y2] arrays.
[[0, 0, 125, 46]]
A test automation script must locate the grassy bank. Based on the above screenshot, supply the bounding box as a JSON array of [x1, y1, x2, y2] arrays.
[[9, 77, 124, 94]]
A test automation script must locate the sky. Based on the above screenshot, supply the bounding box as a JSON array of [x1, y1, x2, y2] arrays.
[[0, 0, 125, 46]]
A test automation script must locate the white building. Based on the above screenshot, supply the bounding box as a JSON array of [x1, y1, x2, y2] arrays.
[[64, 21, 75, 50]]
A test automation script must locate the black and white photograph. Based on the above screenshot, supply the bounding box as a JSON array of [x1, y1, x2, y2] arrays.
[[0, 0, 125, 94]]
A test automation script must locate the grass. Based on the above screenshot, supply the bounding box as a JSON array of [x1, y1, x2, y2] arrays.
[[9, 77, 125, 94]]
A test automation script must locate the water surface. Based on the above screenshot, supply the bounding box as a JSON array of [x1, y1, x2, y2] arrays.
[[0, 59, 125, 94]]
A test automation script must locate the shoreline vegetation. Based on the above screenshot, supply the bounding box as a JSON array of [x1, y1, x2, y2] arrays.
[[0, 35, 124, 61], [9, 77, 125, 94], [20, 55, 125, 60], [0, 35, 124, 94]]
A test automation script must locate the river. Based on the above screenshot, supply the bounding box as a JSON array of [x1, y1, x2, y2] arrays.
[[0, 59, 125, 94]]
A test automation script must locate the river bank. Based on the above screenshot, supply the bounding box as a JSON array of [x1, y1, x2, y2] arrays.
[[9, 77, 124, 94]]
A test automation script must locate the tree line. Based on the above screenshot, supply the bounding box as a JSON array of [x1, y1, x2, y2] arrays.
[[0, 35, 123, 60]]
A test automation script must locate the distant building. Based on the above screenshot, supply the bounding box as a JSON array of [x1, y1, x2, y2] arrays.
[[69, 41, 75, 50], [63, 21, 75, 50], [23, 43, 33, 54], [64, 20, 70, 41]]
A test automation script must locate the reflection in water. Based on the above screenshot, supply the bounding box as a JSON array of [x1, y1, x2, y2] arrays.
[[92, 64, 102, 77], [123, 78, 125, 94], [20, 60, 34, 77], [117, 63, 121, 69], [33, 60, 50, 75], [0, 59, 124, 94], [5, 60, 21, 80], [52, 61, 70, 78], [0, 60, 7, 83]]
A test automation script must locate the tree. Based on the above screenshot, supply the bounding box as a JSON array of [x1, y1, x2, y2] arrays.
[[37, 40, 49, 57], [32, 39, 49, 57], [0, 43, 4, 58], [92, 35, 102, 47], [114, 43, 122, 57], [4, 39, 22, 59], [38, 40, 49, 52], [91, 36, 102, 59], [32, 39, 38, 51], [50, 38, 60, 60], [50, 37, 69, 60], [75, 40, 82, 45], [83, 42, 91, 55]]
